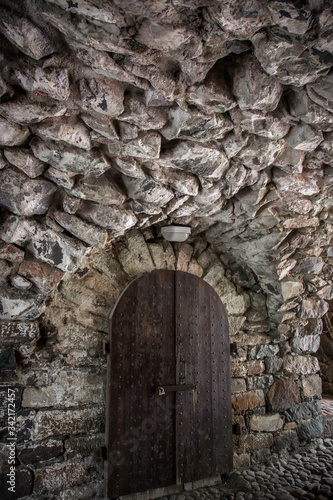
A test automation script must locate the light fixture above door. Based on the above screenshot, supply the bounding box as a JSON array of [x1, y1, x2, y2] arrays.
[[161, 225, 191, 242]]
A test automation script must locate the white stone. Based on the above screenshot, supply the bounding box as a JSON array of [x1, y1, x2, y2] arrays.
[[0, 116, 30, 146], [286, 123, 323, 151], [231, 54, 283, 112], [79, 77, 124, 117], [249, 413, 284, 432], [282, 354, 320, 375], [34, 120, 92, 150], [281, 281, 304, 301]]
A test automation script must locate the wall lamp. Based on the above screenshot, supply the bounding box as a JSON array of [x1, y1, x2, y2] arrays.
[[161, 225, 191, 242]]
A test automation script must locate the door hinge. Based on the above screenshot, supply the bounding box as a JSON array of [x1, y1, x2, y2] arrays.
[[102, 342, 110, 355]]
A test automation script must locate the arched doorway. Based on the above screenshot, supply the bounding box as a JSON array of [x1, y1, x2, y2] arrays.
[[106, 270, 232, 498]]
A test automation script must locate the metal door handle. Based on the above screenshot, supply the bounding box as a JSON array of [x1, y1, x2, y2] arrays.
[[156, 384, 196, 395]]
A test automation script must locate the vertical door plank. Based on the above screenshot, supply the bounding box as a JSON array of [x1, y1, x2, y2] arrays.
[[107, 270, 176, 497], [175, 271, 232, 483]]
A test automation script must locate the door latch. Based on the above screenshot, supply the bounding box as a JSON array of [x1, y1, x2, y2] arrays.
[[155, 384, 196, 395]]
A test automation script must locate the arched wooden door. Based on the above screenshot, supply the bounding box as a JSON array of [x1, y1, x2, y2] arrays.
[[106, 270, 232, 498]]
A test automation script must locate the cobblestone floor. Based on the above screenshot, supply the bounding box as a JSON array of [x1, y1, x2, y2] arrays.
[[159, 438, 333, 500]]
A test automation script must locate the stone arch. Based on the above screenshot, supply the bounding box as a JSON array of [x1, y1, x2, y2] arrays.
[[6, 228, 327, 497]]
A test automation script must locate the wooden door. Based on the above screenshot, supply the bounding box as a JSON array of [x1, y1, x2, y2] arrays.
[[106, 270, 232, 498]]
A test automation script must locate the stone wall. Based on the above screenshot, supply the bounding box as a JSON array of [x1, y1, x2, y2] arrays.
[[0, 0, 332, 498], [316, 302, 333, 395], [0, 230, 326, 499]]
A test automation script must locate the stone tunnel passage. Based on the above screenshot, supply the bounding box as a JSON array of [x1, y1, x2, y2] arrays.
[[0, 0, 333, 499]]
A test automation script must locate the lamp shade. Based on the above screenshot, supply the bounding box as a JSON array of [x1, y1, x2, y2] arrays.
[[161, 225, 191, 242]]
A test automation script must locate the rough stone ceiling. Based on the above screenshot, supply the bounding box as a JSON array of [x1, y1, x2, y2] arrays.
[[0, 0, 332, 333]]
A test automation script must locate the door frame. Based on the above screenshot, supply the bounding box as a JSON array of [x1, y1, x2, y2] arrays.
[[105, 270, 233, 498]]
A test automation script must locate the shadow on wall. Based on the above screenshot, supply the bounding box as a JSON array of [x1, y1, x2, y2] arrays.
[[316, 299, 333, 396]]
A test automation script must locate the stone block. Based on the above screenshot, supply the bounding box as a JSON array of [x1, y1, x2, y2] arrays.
[[231, 378, 246, 394], [231, 54, 283, 112], [267, 0, 311, 34], [283, 354, 320, 375], [228, 316, 246, 336], [281, 280, 304, 301], [267, 378, 301, 411], [286, 122, 323, 151], [30, 137, 111, 175], [297, 416, 323, 440], [246, 360, 266, 376], [13, 66, 70, 101], [215, 278, 250, 316], [34, 460, 96, 494], [44, 167, 76, 190], [285, 400, 321, 422], [301, 297, 329, 318], [0, 321, 39, 346], [79, 77, 124, 117], [0, 7, 55, 59], [24, 220, 87, 273], [294, 256, 324, 274], [19, 256, 64, 294], [117, 232, 155, 277], [233, 452, 251, 469], [18, 439, 64, 465], [113, 157, 146, 179], [233, 333, 271, 346], [230, 361, 247, 378], [53, 211, 108, 249], [273, 145, 305, 173], [175, 243, 194, 272], [108, 132, 162, 159], [187, 258, 204, 278], [64, 433, 105, 454], [203, 263, 226, 290], [230, 107, 290, 140], [62, 194, 82, 214], [0, 168, 57, 216], [231, 389, 265, 413], [119, 95, 167, 130], [161, 107, 233, 142], [244, 432, 274, 451], [0, 116, 30, 146], [78, 202, 137, 235], [236, 135, 284, 171], [291, 334, 320, 353], [302, 375, 322, 398], [145, 243, 166, 270], [151, 167, 200, 196], [123, 175, 174, 206], [69, 172, 126, 206], [0, 99, 67, 126], [284, 422, 296, 430], [34, 407, 104, 440], [22, 370, 105, 408], [34, 118, 91, 150], [160, 140, 229, 180], [249, 413, 284, 432], [248, 344, 279, 360], [0, 243, 24, 263], [273, 168, 320, 196], [3, 147, 45, 178], [247, 375, 274, 391], [0, 286, 45, 321]]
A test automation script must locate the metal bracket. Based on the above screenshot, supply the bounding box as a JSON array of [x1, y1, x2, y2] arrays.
[[156, 384, 196, 395]]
